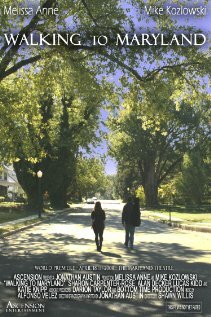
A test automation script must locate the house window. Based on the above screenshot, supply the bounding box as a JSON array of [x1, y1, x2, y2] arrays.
[[0, 171, 2, 179], [4, 173, 7, 181]]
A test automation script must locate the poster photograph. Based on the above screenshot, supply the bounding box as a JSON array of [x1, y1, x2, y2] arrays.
[[0, 0, 210, 316]]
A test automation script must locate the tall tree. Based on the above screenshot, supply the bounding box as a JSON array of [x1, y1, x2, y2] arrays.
[[0, 55, 103, 209], [108, 77, 210, 207], [74, 157, 108, 200], [115, 163, 140, 201], [176, 150, 210, 205]]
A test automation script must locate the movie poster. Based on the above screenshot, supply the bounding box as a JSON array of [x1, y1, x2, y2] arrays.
[[0, 0, 210, 316]]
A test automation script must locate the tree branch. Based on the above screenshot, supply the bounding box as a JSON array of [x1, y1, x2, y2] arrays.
[[81, 0, 99, 26], [143, 61, 202, 81], [80, 0, 122, 33], [0, 0, 57, 79], [99, 51, 145, 82], [98, 51, 204, 83], [158, 156, 183, 185], [0, 55, 42, 80]]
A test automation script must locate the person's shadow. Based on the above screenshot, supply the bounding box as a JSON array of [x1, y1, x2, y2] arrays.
[[101, 251, 122, 258]]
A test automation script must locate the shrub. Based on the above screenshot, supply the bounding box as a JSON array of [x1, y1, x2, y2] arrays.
[[135, 186, 145, 205], [158, 181, 177, 204], [0, 196, 5, 203]]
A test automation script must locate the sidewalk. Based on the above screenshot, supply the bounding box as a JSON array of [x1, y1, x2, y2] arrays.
[[0, 215, 38, 228], [144, 210, 211, 233]]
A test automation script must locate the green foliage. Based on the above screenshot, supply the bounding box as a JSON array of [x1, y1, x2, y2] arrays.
[[0, 0, 210, 209], [158, 181, 177, 204], [135, 186, 145, 205], [115, 163, 140, 202], [0, 55, 102, 161], [108, 75, 210, 206], [0, 54, 103, 208], [74, 157, 108, 199], [102, 175, 118, 199], [0, 196, 5, 203], [0, 0, 210, 85], [175, 151, 210, 205]]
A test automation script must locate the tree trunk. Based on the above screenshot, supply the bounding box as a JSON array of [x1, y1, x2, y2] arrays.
[[13, 96, 76, 210], [13, 160, 42, 210], [46, 159, 69, 209], [45, 97, 75, 209], [143, 159, 158, 207]]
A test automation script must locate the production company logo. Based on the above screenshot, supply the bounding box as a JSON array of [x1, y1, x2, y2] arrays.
[[5, 301, 45, 313]]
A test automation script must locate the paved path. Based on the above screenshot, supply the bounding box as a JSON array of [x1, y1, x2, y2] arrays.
[[0, 201, 211, 317]]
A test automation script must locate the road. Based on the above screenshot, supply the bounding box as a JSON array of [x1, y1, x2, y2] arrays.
[[0, 200, 211, 317]]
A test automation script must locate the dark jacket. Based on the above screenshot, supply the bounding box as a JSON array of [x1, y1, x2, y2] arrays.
[[122, 202, 140, 226], [91, 209, 105, 231]]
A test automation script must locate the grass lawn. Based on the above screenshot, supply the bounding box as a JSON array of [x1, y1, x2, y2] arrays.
[[0, 202, 37, 224], [0, 202, 75, 236], [0, 209, 37, 223], [0, 201, 76, 226], [144, 207, 211, 223]]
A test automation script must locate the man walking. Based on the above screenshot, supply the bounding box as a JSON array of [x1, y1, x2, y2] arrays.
[[122, 197, 140, 249]]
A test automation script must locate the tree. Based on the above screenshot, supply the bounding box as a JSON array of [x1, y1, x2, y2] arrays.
[[102, 175, 118, 200], [176, 151, 210, 205], [74, 157, 108, 200], [108, 77, 210, 207], [115, 163, 140, 202], [0, 0, 58, 81], [0, 55, 103, 209], [0, 0, 210, 209], [0, 0, 209, 85]]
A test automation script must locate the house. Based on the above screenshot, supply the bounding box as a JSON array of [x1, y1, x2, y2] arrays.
[[0, 165, 24, 199]]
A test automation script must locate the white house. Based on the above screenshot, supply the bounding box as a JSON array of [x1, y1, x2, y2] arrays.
[[0, 165, 24, 199]]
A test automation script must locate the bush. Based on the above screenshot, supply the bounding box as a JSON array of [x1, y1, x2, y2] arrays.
[[158, 181, 177, 204], [135, 186, 145, 205], [175, 152, 209, 205], [0, 196, 5, 203]]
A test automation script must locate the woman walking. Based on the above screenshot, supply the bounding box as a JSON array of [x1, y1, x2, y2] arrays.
[[91, 201, 106, 252]]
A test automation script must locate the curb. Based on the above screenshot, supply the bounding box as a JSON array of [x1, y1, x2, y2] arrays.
[[159, 219, 211, 233], [0, 208, 71, 238]]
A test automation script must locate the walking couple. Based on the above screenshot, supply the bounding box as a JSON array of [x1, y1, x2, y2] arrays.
[[91, 198, 141, 252]]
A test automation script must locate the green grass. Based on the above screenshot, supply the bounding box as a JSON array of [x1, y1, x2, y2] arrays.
[[0, 209, 37, 223], [157, 204, 211, 213], [0, 202, 73, 236], [145, 208, 211, 223], [0, 202, 73, 234], [0, 202, 54, 224], [0, 201, 25, 209], [0, 204, 36, 223]]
